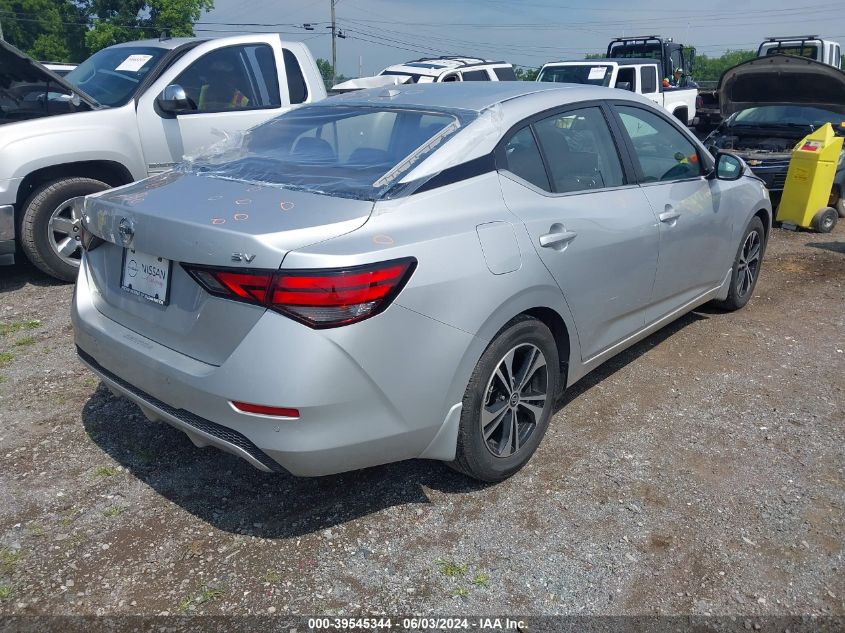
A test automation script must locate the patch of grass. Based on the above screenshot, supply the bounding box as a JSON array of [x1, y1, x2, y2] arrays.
[[471, 573, 490, 588], [94, 465, 119, 477], [265, 570, 282, 584], [453, 586, 469, 598], [0, 375, 6, 384], [83, 376, 98, 388], [0, 548, 21, 571], [0, 584, 11, 600], [0, 319, 40, 337], [436, 559, 467, 578], [14, 336, 36, 348], [27, 522, 46, 537], [0, 352, 13, 368], [179, 585, 225, 611], [102, 507, 125, 518]]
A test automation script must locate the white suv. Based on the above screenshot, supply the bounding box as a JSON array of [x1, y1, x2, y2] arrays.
[[378, 57, 517, 83]]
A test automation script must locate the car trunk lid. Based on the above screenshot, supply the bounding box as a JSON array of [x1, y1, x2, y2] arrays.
[[81, 172, 373, 365]]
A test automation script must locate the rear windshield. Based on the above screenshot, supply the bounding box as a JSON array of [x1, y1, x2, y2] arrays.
[[64, 46, 167, 106], [185, 105, 471, 200], [761, 44, 820, 60], [538, 65, 613, 86]]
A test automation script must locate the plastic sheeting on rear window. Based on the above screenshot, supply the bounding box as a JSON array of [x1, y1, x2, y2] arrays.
[[179, 104, 476, 200]]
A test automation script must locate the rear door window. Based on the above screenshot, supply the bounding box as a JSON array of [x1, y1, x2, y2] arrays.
[[461, 69, 490, 81], [493, 66, 517, 81], [282, 48, 308, 104], [640, 66, 658, 93], [533, 107, 625, 193]]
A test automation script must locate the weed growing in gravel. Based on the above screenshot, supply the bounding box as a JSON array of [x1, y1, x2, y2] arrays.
[[0, 375, 5, 383], [102, 507, 125, 518], [436, 559, 467, 578], [0, 548, 21, 571], [179, 585, 226, 611], [265, 570, 282, 584], [453, 586, 469, 598], [0, 320, 40, 337], [14, 336, 35, 348], [471, 573, 490, 588], [0, 584, 11, 600], [94, 465, 119, 477], [0, 353, 13, 368]]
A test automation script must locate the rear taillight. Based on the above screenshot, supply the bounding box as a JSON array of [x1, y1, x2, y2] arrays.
[[184, 258, 416, 328]]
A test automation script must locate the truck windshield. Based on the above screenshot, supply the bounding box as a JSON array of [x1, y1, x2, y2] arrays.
[[64, 46, 167, 107], [184, 104, 473, 200], [538, 65, 613, 86]]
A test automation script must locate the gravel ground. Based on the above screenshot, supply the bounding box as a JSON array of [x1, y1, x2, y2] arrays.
[[0, 224, 843, 619]]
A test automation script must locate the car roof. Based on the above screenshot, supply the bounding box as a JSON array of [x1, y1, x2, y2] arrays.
[[107, 37, 206, 51], [544, 58, 659, 66], [323, 81, 647, 114], [382, 56, 510, 76]]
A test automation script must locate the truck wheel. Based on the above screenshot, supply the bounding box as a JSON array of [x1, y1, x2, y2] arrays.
[[20, 178, 109, 281], [811, 207, 838, 233], [835, 197, 845, 219]]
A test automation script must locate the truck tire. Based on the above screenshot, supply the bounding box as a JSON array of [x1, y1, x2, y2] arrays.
[[20, 177, 110, 282], [836, 197, 845, 219]]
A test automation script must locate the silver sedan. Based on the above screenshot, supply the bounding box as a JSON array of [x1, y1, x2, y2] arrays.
[[72, 82, 771, 481]]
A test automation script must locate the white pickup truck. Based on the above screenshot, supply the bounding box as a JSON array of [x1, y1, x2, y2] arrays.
[[537, 59, 697, 126], [0, 35, 326, 280]]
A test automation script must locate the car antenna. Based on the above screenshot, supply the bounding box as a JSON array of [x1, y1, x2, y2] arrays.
[[159, 30, 171, 41]]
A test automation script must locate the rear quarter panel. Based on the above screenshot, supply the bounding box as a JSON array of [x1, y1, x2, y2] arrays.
[[280, 172, 582, 420]]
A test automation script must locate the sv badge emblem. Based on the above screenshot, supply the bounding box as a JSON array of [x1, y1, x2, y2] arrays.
[[231, 252, 256, 263]]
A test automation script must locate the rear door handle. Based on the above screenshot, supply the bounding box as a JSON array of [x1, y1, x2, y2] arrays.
[[658, 208, 681, 224], [539, 229, 577, 249]]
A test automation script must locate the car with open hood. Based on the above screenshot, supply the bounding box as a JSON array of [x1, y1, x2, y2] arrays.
[[73, 82, 771, 481], [0, 36, 326, 279], [705, 54, 845, 216]]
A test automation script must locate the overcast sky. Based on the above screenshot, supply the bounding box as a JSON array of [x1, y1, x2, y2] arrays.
[[199, 0, 845, 76]]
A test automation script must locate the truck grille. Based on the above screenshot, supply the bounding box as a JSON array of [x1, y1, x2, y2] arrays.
[[77, 347, 286, 473]]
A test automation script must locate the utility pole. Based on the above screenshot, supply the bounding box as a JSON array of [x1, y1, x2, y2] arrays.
[[330, 0, 337, 86]]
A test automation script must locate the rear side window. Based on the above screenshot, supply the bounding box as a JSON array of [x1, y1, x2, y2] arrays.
[[502, 127, 551, 191], [616, 105, 701, 182], [641, 66, 657, 93], [494, 66, 517, 81], [461, 69, 490, 81], [533, 107, 625, 193], [283, 49, 308, 104]]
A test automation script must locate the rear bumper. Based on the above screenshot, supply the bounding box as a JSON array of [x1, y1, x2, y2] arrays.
[[0, 205, 15, 266], [72, 256, 477, 476]]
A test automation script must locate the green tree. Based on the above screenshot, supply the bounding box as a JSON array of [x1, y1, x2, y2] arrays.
[[514, 66, 539, 81], [0, 0, 87, 61], [694, 49, 757, 83], [0, 0, 214, 62]]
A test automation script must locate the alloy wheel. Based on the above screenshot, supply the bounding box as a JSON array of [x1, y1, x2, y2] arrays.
[[480, 343, 548, 458], [48, 198, 83, 268], [736, 230, 761, 297]]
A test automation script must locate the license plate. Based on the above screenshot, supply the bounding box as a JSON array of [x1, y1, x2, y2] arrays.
[[121, 249, 172, 305]]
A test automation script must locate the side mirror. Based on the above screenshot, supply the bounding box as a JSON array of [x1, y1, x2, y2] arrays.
[[157, 84, 194, 114], [713, 152, 744, 181], [616, 81, 632, 91]]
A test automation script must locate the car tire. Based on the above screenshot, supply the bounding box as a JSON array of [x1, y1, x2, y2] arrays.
[[835, 197, 845, 219], [713, 216, 765, 312], [451, 315, 560, 482], [20, 177, 110, 282], [811, 207, 838, 233]]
